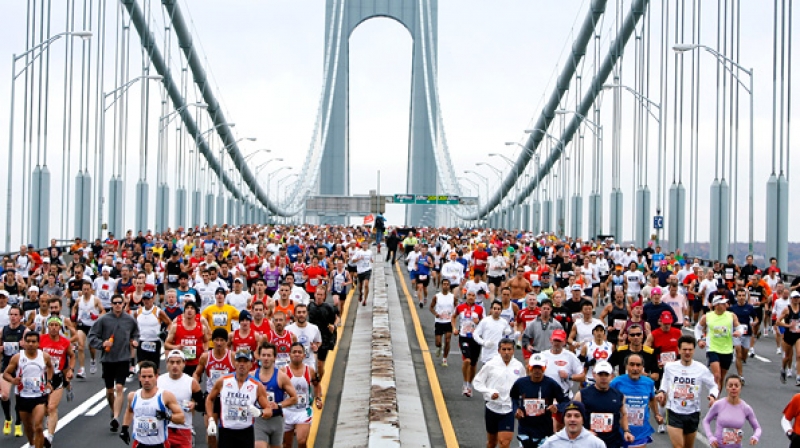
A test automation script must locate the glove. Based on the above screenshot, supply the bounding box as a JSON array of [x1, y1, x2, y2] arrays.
[[482, 339, 494, 348], [119, 425, 130, 445], [155, 408, 172, 421], [207, 417, 217, 437], [247, 404, 263, 418]]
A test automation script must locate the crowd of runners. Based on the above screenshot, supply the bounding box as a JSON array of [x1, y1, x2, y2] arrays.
[[3, 220, 800, 447], [396, 227, 800, 447]]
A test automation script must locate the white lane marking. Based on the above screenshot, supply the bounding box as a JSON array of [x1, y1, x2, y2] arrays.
[[754, 354, 772, 363], [19, 388, 106, 448]]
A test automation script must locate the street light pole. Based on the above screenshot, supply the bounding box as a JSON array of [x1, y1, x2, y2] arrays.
[[7, 30, 92, 252]]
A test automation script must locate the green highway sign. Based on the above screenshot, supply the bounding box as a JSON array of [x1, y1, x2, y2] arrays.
[[393, 194, 464, 205]]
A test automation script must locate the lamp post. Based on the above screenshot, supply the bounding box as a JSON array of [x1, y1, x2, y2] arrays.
[[243, 148, 271, 162], [254, 158, 283, 223], [458, 176, 482, 228], [276, 173, 299, 209], [524, 129, 566, 235], [673, 43, 755, 258], [488, 153, 518, 229], [7, 30, 93, 251], [266, 166, 292, 204]]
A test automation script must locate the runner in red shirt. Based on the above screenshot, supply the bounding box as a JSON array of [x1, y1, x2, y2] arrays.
[[244, 249, 262, 290], [516, 294, 541, 359], [165, 301, 207, 375], [645, 311, 683, 372], [229, 311, 258, 353], [40, 316, 75, 446], [250, 301, 272, 341], [304, 257, 328, 295], [471, 245, 489, 282]]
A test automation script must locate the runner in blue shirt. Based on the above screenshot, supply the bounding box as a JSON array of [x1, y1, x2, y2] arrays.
[[610, 352, 662, 448]]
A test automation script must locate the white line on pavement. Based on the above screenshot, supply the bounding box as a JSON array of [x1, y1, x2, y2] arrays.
[[754, 354, 772, 363], [19, 388, 106, 448]]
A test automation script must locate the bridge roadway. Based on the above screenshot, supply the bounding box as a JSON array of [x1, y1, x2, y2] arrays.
[[13, 251, 796, 448]]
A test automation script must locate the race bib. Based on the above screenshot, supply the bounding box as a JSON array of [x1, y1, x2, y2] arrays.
[[21, 377, 41, 394], [276, 353, 290, 369], [722, 428, 743, 445], [562, 272, 569, 279], [182, 346, 197, 360], [209, 369, 226, 384], [296, 394, 308, 408], [524, 398, 546, 417], [3, 341, 19, 357], [418, 275, 428, 281], [673, 384, 697, 400], [571, 313, 582, 323], [168, 275, 178, 283], [590, 412, 614, 433], [660, 352, 676, 364], [460, 321, 475, 335], [267, 279, 277, 288], [212, 313, 228, 327], [135, 416, 159, 437], [267, 391, 275, 403], [440, 311, 452, 321], [627, 405, 645, 426], [141, 341, 157, 353], [791, 319, 800, 333], [613, 319, 626, 331], [226, 405, 249, 422], [309, 278, 319, 287]]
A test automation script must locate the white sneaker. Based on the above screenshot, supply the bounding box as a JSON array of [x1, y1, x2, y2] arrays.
[[749, 347, 755, 358], [788, 369, 794, 378], [76, 367, 85, 379], [90, 360, 97, 374], [658, 424, 666, 433], [779, 347, 784, 355]]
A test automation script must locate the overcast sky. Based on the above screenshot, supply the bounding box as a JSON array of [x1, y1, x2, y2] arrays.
[[0, 0, 797, 246]]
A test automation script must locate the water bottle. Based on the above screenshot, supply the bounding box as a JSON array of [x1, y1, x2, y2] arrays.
[[66, 385, 74, 402]]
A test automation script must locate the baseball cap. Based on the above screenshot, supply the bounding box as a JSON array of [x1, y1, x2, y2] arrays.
[[651, 287, 662, 295], [571, 284, 582, 291], [28, 286, 39, 293], [550, 329, 567, 342], [631, 300, 643, 309], [42, 257, 51, 263], [238, 310, 253, 321], [528, 353, 548, 368], [234, 278, 243, 283], [792, 291, 800, 299], [659, 311, 674, 324], [215, 287, 226, 295], [532, 280, 541, 287], [594, 361, 613, 375], [660, 260, 668, 266], [0, 290, 9, 298], [166, 349, 186, 361], [234, 348, 253, 361]]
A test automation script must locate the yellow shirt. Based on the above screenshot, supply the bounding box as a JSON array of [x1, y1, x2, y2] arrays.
[[201, 304, 240, 347]]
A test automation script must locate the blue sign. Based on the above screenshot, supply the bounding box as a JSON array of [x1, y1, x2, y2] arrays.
[[653, 215, 664, 229]]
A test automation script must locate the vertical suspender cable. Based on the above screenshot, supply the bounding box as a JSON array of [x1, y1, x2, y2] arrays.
[[785, 0, 791, 180], [61, 0, 74, 237]]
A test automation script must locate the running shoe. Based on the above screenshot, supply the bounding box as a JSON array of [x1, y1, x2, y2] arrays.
[[782, 369, 788, 384], [658, 424, 666, 434], [419, 301, 423, 308], [795, 377, 800, 387], [465, 387, 472, 398], [749, 347, 755, 358], [442, 359, 448, 367], [89, 360, 97, 374], [789, 370, 794, 378], [76, 367, 85, 379], [3, 420, 10, 435], [110, 418, 119, 433], [779, 347, 784, 355], [14, 424, 22, 437], [740, 376, 745, 386], [44, 433, 52, 448], [462, 385, 469, 397], [435, 346, 441, 358]]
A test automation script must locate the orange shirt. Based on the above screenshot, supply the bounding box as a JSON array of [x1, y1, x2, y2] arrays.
[[783, 393, 800, 435]]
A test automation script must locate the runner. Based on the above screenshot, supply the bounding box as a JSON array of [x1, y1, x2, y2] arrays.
[[157, 350, 204, 448], [472, 338, 525, 448], [282, 342, 321, 448], [610, 352, 661, 448], [656, 335, 719, 448], [230, 310, 259, 353], [71, 281, 104, 378], [1, 331, 53, 448], [473, 300, 513, 365], [515, 294, 540, 351], [729, 288, 759, 383], [1, 304, 25, 436], [87, 293, 140, 433], [521, 299, 564, 355], [328, 259, 351, 314], [286, 304, 322, 370], [574, 361, 634, 448], [777, 290, 800, 385], [194, 328, 235, 445], [201, 287, 241, 338], [509, 353, 568, 447], [39, 316, 74, 447], [430, 278, 456, 366], [695, 296, 744, 390], [774, 290, 794, 355], [452, 291, 484, 397], [164, 300, 210, 375], [266, 311, 296, 370], [486, 246, 507, 300], [253, 343, 298, 448], [354, 242, 373, 306], [579, 324, 613, 386], [702, 375, 761, 448], [541, 329, 585, 405], [539, 401, 606, 447], [118, 361, 185, 448], [135, 291, 172, 366], [440, 252, 466, 302], [415, 245, 434, 308]]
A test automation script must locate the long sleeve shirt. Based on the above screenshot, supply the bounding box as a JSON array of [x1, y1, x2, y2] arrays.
[[472, 316, 512, 364], [472, 355, 526, 414], [87, 311, 140, 363], [521, 318, 564, 353], [702, 399, 761, 448]]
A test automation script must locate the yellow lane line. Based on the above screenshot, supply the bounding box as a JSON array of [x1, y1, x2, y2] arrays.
[[307, 287, 355, 447], [395, 262, 459, 448]]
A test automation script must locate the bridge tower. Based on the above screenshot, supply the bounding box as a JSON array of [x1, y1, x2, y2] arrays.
[[319, 0, 440, 226]]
